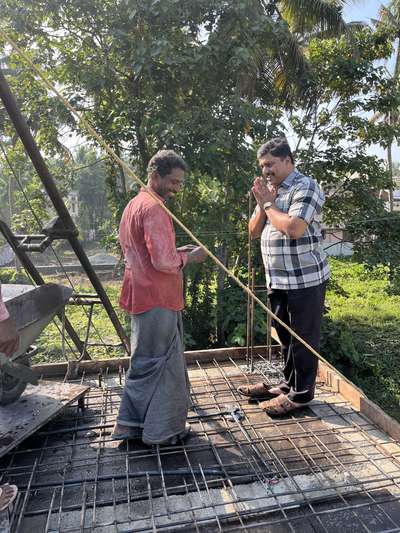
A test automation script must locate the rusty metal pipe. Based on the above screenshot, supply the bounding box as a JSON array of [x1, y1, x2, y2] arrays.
[[246, 193, 252, 367]]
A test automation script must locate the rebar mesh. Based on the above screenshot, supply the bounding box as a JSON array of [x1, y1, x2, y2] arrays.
[[3, 354, 400, 532]]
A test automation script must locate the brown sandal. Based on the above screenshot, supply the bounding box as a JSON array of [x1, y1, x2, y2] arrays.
[[237, 382, 286, 399], [260, 394, 304, 417], [0, 484, 18, 512]]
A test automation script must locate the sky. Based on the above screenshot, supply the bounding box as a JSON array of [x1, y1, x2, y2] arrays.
[[343, 0, 386, 24]]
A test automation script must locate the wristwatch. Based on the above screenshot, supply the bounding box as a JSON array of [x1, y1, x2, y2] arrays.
[[263, 201, 274, 211]]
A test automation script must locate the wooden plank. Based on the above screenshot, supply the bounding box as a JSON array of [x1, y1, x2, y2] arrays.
[[360, 397, 400, 442], [0, 381, 89, 459], [33, 345, 280, 377], [318, 361, 365, 408], [318, 360, 400, 442]]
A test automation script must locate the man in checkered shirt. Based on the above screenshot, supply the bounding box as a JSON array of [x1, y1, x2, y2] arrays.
[[238, 138, 330, 416]]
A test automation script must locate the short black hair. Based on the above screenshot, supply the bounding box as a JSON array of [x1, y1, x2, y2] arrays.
[[147, 150, 188, 178], [257, 137, 294, 164]]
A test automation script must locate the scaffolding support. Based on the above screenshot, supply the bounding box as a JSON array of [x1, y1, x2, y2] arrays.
[[0, 68, 129, 354]]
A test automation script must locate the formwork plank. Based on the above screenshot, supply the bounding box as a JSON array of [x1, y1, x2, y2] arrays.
[[0, 381, 89, 459]]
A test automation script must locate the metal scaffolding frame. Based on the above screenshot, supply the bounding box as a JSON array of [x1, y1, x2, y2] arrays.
[[0, 68, 129, 355], [3, 354, 400, 532]]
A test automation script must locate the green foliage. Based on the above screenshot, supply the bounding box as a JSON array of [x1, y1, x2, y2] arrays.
[[294, 29, 395, 229], [321, 316, 361, 373], [182, 263, 216, 348], [218, 269, 267, 347], [72, 147, 113, 239], [0, 268, 29, 284], [349, 212, 400, 293], [289, 27, 400, 276], [324, 258, 400, 420], [32, 279, 126, 363]]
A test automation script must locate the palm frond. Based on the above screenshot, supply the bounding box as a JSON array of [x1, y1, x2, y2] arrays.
[[298, 20, 366, 44], [278, 0, 347, 36], [260, 28, 312, 102], [377, 5, 398, 29]]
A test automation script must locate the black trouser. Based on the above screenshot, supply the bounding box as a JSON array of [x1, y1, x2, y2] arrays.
[[268, 281, 327, 404]]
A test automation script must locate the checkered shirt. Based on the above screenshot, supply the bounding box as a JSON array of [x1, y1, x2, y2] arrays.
[[257, 169, 330, 290]]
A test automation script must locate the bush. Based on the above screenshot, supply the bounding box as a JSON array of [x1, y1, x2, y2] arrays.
[[0, 268, 30, 284]]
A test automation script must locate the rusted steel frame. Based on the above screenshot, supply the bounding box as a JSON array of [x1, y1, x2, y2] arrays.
[[250, 268, 256, 372], [0, 219, 87, 358], [246, 193, 252, 367], [69, 298, 102, 306], [0, 68, 129, 353], [14, 233, 53, 252], [79, 303, 94, 362]]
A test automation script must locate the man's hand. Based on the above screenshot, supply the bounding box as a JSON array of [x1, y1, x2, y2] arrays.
[[177, 244, 197, 253], [0, 317, 19, 357], [252, 176, 277, 207], [186, 246, 208, 264]]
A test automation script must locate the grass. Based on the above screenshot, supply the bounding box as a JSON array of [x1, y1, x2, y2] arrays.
[[324, 259, 400, 420], [34, 278, 129, 363]]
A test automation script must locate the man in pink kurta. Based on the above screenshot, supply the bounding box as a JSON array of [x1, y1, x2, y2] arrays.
[[119, 187, 188, 315], [112, 150, 207, 445]]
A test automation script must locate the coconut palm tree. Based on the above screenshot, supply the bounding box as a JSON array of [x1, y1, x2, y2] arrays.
[[276, 0, 348, 35], [222, 0, 357, 100]]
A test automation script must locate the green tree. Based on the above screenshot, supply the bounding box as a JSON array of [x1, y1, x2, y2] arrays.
[[368, 0, 400, 211], [1, 0, 398, 347], [72, 147, 112, 239], [290, 27, 400, 291]]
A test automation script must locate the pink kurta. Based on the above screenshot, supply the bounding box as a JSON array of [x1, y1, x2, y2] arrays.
[[119, 188, 188, 315], [0, 283, 9, 321]]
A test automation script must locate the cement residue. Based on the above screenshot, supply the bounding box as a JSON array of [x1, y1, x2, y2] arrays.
[[41, 466, 382, 532]]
